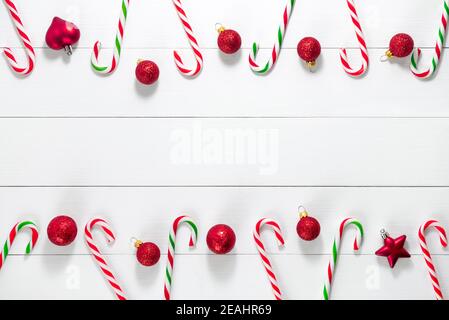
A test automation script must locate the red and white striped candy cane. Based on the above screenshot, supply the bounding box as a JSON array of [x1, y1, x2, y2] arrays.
[[0, 221, 38, 270], [253, 218, 285, 300], [2, 0, 35, 75], [339, 0, 369, 77], [84, 218, 127, 300], [418, 219, 447, 300], [323, 217, 364, 300], [172, 0, 203, 77], [164, 215, 198, 300]]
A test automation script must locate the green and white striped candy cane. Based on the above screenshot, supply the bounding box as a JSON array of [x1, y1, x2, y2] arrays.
[[323, 218, 363, 300], [164, 215, 198, 300], [0, 221, 39, 270], [91, 0, 130, 74], [249, 0, 296, 74]]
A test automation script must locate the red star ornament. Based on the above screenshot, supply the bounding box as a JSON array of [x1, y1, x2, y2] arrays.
[[375, 230, 411, 268]]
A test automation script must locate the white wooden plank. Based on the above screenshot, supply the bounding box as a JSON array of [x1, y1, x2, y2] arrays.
[[0, 48, 447, 117], [0, 118, 446, 186], [0, 254, 447, 300], [0, 0, 445, 49], [0, 187, 448, 255]]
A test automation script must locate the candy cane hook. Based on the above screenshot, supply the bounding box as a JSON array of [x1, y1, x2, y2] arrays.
[[2, 0, 36, 75], [339, 0, 369, 77], [410, 0, 449, 78], [172, 0, 203, 77], [249, 0, 296, 75], [91, 0, 130, 74], [323, 218, 364, 300], [84, 218, 127, 300], [418, 220, 447, 300], [164, 215, 198, 300], [253, 218, 285, 300], [0, 221, 39, 270]]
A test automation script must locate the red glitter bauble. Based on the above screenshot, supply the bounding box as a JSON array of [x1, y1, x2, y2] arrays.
[[297, 37, 321, 64], [136, 242, 161, 267], [389, 33, 414, 58], [47, 215, 78, 246], [206, 224, 236, 254], [135, 60, 159, 85], [296, 216, 320, 241], [217, 29, 242, 54]]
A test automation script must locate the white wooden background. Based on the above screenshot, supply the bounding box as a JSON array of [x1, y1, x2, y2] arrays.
[[0, 0, 448, 300]]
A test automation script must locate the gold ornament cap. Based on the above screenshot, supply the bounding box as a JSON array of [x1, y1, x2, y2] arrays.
[[215, 23, 226, 33], [298, 205, 309, 219]]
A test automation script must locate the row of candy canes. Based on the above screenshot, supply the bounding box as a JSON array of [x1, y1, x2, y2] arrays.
[[254, 217, 448, 300], [1, 216, 448, 300], [3, 0, 448, 79]]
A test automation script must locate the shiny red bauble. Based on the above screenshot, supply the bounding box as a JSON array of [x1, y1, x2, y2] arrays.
[[45, 17, 81, 55], [296, 216, 321, 241], [388, 33, 414, 58], [47, 215, 78, 246], [206, 224, 236, 254], [297, 37, 321, 65], [135, 60, 159, 85], [136, 241, 161, 267], [217, 28, 242, 54]]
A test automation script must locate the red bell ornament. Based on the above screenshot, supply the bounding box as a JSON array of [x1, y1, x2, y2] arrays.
[[45, 17, 81, 55]]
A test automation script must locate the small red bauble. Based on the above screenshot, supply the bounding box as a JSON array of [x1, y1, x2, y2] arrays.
[[297, 37, 321, 67], [296, 207, 321, 241], [217, 25, 242, 54], [387, 33, 414, 58], [135, 60, 159, 85], [206, 224, 236, 254], [45, 17, 81, 55], [47, 215, 78, 246], [135, 241, 161, 267]]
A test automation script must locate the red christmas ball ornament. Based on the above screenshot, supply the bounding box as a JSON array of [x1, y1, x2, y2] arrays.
[[206, 224, 236, 254], [134, 240, 161, 267], [297, 37, 321, 68], [216, 24, 242, 54], [296, 207, 321, 241], [47, 215, 78, 246], [386, 33, 414, 59], [45, 17, 81, 55], [135, 60, 159, 85]]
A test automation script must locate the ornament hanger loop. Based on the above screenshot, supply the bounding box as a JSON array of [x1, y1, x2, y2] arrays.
[[380, 228, 389, 239], [380, 55, 389, 62], [215, 23, 225, 33]]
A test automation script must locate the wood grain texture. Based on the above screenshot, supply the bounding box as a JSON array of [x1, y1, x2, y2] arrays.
[[0, 48, 448, 117], [0, 118, 446, 186], [1, 255, 448, 300], [0, 187, 448, 255]]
